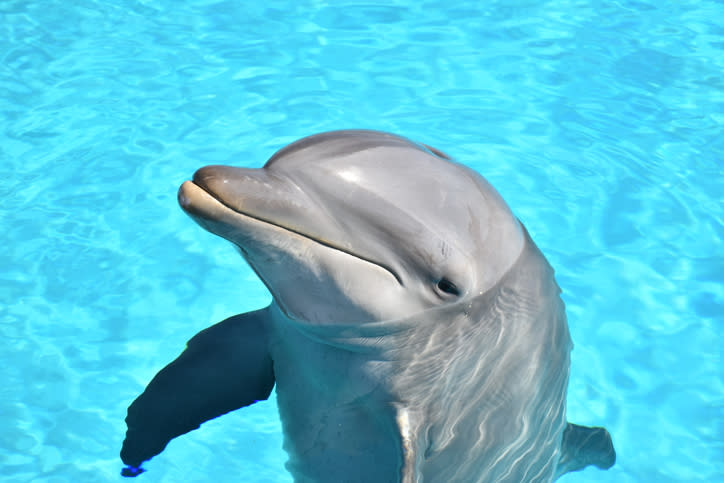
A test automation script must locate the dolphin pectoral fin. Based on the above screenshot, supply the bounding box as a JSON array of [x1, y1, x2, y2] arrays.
[[120, 308, 275, 473], [555, 423, 616, 479]]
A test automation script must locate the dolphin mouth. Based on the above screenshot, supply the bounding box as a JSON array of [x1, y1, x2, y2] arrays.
[[178, 176, 403, 285]]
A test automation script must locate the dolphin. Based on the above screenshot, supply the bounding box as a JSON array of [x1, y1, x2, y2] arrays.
[[120, 130, 615, 481]]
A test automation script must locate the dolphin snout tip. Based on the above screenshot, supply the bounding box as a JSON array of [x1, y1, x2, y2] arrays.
[[178, 180, 195, 209]]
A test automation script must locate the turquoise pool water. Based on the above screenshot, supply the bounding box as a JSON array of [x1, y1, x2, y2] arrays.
[[2, 0, 722, 481]]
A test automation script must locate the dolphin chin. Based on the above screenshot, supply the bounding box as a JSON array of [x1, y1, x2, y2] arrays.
[[178, 180, 219, 220]]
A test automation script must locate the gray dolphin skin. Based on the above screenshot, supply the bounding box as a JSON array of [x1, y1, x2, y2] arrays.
[[121, 130, 615, 482]]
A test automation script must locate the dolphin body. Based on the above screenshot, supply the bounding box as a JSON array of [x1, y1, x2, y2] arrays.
[[121, 130, 615, 482]]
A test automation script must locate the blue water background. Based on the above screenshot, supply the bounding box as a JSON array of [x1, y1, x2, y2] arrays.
[[1, 0, 722, 481]]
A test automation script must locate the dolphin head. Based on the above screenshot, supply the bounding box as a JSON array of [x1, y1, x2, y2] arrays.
[[178, 130, 524, 325]]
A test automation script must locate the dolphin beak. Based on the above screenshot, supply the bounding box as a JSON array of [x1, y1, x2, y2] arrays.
[[177, 165, 403, 287], [178, 165, 300, 225], [178, 165, 325, 249]]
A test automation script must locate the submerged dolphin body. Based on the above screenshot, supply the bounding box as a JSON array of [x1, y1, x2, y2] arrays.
[[121, 130, 615, 481]]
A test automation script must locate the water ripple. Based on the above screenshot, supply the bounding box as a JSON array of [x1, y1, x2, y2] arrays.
[[1, 0, 722, 481]]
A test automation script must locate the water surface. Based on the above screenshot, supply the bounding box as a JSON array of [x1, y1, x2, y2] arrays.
[[1, 0, 722, 481]]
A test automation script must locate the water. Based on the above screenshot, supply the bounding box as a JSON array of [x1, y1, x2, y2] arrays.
[[1, 0, 722, 481]]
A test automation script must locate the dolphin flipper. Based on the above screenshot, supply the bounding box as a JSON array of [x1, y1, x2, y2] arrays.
[[120, 308, 275, 473], [555, 423, 616, 479]]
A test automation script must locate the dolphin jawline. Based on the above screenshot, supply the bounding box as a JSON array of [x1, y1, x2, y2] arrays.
[[179, 179, 403, 286]]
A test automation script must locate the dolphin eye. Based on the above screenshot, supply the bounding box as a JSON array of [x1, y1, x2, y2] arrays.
[[437, 278, 461, 296]]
